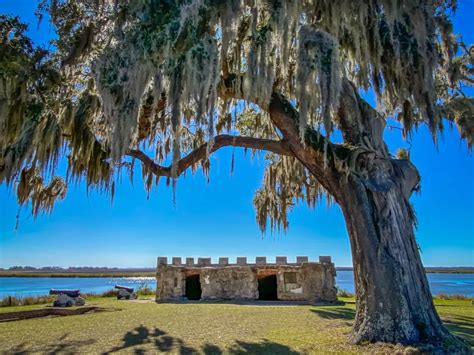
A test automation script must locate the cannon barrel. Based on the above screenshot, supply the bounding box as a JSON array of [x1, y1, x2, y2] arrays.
[[114, 285, 134, 293], [49, 289, 81, 297]]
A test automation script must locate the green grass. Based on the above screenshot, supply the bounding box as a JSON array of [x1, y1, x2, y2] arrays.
[[0, 297, 472, 354]]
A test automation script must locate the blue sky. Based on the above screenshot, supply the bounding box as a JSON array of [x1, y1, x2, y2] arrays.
[[0, 1, 473, 268]]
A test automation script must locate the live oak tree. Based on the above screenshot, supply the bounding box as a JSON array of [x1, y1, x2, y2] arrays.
[[1, 0, 473, 350]]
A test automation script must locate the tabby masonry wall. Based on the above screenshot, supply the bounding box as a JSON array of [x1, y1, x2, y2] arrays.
[[156, 256, 337, 303]]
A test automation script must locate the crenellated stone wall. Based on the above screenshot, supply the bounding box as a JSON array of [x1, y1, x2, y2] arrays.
[[156, 256, 337, 303]]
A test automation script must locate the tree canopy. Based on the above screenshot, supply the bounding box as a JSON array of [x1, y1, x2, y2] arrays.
[[0, 0, 472, 229]]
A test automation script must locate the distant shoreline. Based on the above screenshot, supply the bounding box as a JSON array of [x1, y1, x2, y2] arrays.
[[0, 266, 472, 277], [336, 267, 474, 274], [0, 271, 156, 278]]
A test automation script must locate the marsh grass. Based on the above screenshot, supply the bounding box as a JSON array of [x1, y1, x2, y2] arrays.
[[0, 295, 56, 307], [435, 294, 473, 301], [336, 288, 355, 298], [137, 282, 154, 296]]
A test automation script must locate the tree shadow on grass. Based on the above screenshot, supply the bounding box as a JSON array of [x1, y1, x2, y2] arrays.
[[202, 343, 223, 354], [226, 339, 300, 354], [201, 340, 300, 354], [103, 325, 196, 354], [311, 307, 355, 321], [442, 315, 474, 345], [8, 334, 96, 354], [103, 326, 300, 354]]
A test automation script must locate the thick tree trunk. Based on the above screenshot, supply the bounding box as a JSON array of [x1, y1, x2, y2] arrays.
[[224, 78, 468, 350], [336, 158, 468, 351]]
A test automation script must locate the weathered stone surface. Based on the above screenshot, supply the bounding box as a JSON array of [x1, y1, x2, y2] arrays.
[[255, 257, 266, 265], [172, 257, 182, 266], [236, 257, 247, 265], [200, 267, 257, 300], [276, 256, 287, 264], [198, 258, 211, 266], [218, 257, 229, 265], [301, 263, 337, 302], [157, 257, 167, 266], [296, 256, 309, 264], [156, 266, 184, 302], [319, 256, 332, 263], [277, 266, 303, 300], [156, 257, 337, 303]]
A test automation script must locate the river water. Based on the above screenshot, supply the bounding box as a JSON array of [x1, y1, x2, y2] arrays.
[[0, 271, 473, 298], [335, 271, 474, 296], [0, 277, 155, 298]]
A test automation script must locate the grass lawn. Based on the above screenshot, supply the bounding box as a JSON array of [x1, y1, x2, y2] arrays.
[[0, 297, 472, 354]]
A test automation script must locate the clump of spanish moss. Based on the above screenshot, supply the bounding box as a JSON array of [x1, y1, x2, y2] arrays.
[[296, 26, 340, 140], [17, 166, 67, 217], [254, 154, 331, 233]]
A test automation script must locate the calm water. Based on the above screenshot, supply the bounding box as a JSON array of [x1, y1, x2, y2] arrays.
[[336, 271, 474, 296], [0, 271, 473, 298], [0, 277, 156, 298]]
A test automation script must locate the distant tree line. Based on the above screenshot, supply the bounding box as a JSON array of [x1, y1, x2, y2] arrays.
[[3, 266, 121, 271]]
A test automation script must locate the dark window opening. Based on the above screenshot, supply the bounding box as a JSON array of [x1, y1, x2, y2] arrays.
[[284, 272, 297, 284], [258, 275, 278, 300], [185, 275, 202, 300]]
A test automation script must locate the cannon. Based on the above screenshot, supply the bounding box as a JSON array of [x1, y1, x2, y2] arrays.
[[115, 285, 137, 300], [49, 289, 85, 307]]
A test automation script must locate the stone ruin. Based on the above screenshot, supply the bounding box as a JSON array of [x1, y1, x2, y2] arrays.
[[156, 256, 337, 303]]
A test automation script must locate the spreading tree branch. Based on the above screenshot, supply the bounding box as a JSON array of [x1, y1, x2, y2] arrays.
[[219, 74, 346, 192], [127, 134, 291, 178]]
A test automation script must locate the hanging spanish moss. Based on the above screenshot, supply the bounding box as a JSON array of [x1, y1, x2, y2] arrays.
[[17, 165, 67, 217], [0, 1, 472, 218], [296, 26, 340, 140], [254, 154, 331, 233]]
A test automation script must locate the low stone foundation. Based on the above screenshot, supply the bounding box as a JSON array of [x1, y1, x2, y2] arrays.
[[156, 256, 337, 303]]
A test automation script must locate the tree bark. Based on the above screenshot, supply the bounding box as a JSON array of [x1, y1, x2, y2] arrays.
[[127, 134, 291, 178], [335, 157, 465, 348]]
